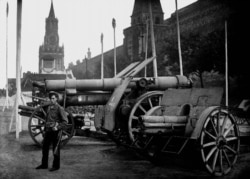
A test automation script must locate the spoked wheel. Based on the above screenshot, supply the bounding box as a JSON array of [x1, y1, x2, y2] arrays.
[[28, 106, 47, 146], [128, 91, 164, 156], [28, 106, 75, 147], [200, 107, 240, 176]]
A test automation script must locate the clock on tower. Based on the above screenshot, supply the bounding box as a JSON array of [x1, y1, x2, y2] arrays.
[[48, 34, 57, 45]]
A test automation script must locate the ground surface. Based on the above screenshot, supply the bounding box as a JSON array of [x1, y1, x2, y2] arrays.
[[1, 109, 250, 179], [1, 131, 250, 179]]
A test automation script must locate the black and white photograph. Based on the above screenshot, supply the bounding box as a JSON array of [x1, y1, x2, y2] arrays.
[[0, 0, 250, 178]]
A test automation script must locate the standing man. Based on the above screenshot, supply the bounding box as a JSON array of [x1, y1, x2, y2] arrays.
[[36, 91, 68, 171]]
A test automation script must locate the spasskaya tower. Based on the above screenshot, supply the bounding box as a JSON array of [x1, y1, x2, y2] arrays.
[[39, 1, 64, 74]]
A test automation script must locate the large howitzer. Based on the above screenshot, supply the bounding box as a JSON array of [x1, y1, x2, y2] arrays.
[[18, 56, 191, 147], [44, 56, 190, 133]]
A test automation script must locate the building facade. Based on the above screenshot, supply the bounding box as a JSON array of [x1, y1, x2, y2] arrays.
[[69, 0, 246, 81]]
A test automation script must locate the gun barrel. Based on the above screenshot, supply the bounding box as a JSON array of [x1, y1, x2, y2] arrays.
[[18, 105, 36, 117], [18, 105, 36, 111], [45, 76, 190, 92]]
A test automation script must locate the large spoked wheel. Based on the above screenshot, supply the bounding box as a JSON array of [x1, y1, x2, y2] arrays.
[[28, 106, 75, 147], [200, 107, 240, 176], [128, 91, 164, 156]]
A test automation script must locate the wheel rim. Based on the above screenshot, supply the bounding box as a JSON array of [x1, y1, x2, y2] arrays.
[[200, 107, 240, 176], [128, 91, 164, 153], [28, 106, 75, 147]]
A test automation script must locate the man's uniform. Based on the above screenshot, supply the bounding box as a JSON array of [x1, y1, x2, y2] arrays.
[[41, 102, 68, 170]]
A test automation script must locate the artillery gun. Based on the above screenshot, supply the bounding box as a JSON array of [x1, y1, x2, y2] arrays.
[[18, 56, 191, 147]]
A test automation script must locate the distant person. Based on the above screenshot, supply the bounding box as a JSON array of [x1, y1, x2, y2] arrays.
[[36, 91, 68, 171]]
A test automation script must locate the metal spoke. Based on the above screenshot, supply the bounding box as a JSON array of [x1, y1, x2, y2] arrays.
[[221, 114, 228, 134], [212, 148, 219, 171], [132, 116, 138, 120], [206, 146, 217, 162], [158, 96, 162, 105], [225, 136, 238, 142], [223, 124, 234, 137], [209, 116, 218, 137], [148, 98, 153, 108], [217, 112, 221, 135], [203, 141, 216, 148], [138, 104, 147, 114], [224, 145, 237, 154], [219, 149, 223, 174], [222, 149, 231, 166], [40, 108, 47, 118], [204, 130, 216, 140], [34, 131, 42, 137]]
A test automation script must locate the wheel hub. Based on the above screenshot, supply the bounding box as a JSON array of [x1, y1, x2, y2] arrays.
[[217, 136, 227, 149]]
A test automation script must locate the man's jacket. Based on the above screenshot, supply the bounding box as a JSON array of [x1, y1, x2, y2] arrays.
[[46, 103, 68, 130]]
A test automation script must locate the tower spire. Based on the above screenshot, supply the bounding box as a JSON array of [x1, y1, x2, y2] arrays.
[[49, 0, 55, 18]]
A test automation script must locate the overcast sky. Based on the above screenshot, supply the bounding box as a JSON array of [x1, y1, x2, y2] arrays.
[[0, 0, 197, 89]]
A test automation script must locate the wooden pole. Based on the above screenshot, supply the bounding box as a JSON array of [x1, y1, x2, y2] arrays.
[[6, 2, 9, 108], [175, 0, 183, 75], [149, 0, 158, 78], [144, 18, 149, 77], [101, 33, 104, 79], [15, 0, 22, 139], [112, 18, 117, 76], [3, 2, 9, 111], [225, 21, 228, 106]]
